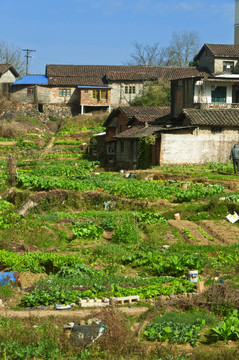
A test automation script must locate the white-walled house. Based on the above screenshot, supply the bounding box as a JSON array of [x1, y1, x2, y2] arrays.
[[0, 64, 19, 96]]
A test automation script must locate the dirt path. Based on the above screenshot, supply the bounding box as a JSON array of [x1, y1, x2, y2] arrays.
[[0, 307, 148, 319], [41, 137, 55, 154], [0, 142, 16, 146]]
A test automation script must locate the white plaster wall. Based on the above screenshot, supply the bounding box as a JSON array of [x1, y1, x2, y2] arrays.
[[109, 82, 144, 106], [194, 81, 232, 104], [0, 70, 16, 83], [161, 133, 239, 164]]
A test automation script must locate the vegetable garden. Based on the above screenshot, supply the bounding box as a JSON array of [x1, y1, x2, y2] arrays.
[[0, 114, 239, 359]]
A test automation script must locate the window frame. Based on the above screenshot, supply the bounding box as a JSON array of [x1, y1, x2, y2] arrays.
[[59, 89, 71, 97], [27, 86, 34, 96], [223, 61, 234, 73], [211, 86, 227, 103]]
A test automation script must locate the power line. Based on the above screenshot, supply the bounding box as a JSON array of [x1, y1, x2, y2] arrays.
[[22, 49, 36, 75]]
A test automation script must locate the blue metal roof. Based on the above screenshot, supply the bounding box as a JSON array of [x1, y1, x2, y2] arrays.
[[77, 85, 112, 90], [13, 75, 48, 85]]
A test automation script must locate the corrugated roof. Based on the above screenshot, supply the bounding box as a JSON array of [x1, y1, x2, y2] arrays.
[[13, 75, 48, 85], [183, 108, 239, 126]]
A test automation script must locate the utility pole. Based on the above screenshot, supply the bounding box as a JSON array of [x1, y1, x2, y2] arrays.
[[22, 49, 36, 75]]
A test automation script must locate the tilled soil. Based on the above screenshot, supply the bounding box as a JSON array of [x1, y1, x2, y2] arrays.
[[168, 219, 239, 245]]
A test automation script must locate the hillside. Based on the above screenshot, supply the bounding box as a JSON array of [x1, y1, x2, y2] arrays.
[[0, 113, 239, 359]]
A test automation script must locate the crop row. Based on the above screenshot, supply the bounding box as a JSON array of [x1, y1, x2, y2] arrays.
[[17, 174, 225, 201], [0, 250, 83, 273], [21, 279, 195, 307]]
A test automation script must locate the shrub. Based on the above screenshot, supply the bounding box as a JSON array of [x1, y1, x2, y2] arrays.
[[72, 221, 103, 240], [112, 217, 141, 244]]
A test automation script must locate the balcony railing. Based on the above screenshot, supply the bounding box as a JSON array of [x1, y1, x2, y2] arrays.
[[195, 103, 239, 109]]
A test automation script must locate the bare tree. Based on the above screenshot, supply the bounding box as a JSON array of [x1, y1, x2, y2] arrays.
[[162, 31, 201, 67], [126, 31, 201, 67], [125, 41, 164, 66], [0, 40, 25, 76]]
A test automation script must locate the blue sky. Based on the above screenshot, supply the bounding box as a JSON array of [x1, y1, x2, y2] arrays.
[[0, 0, 235, 74]]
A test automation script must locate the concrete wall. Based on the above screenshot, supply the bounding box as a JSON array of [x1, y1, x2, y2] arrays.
[[109, 81, 144, 106], [194, 80, 233, 104], [160, 131, 239, 164], [0, 70, 16, 83], [214, 58, 239, 73], [198, 49, 239, 74]]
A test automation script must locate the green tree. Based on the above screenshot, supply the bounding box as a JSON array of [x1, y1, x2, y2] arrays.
[[130, 80, 170, 107]]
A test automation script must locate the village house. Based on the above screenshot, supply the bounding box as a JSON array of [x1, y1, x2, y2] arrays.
[[102, 44, 239, 168], [167, 44, 239, 165], [10, 64, 207, 116], [102, 106, 170, 167], [0, 64, 19, 97]]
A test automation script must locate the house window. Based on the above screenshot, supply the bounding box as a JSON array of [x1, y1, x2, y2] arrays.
[[107, 144, 115, 155], [120, 141, 124, 153], [59, 89, 71, 97], [101, 90, 108, 100], [27, 87, 34, 96], [125, 86, 136, 94], [92, 90, 108, 100], [211, 86, 226, 103], [223, 61, 234, 73]]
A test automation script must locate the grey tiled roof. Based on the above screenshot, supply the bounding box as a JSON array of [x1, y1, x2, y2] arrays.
[[0, 64, 19, 77], [46, 64, 209, 86], [183, 108, 239, 126], [197, 44, 239, 59], [104, 106, 170, 126], [114, 125, 164, 139]]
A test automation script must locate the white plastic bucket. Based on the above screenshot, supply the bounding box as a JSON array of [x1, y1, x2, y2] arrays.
[[187, 270, 198, 283]]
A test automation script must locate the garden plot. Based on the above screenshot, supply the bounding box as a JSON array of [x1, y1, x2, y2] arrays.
[[168, 219, 239, 245]]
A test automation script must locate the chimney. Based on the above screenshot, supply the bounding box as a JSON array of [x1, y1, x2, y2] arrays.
[[235, 0, 239, 44]]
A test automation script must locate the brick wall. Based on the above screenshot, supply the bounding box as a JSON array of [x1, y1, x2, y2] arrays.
[[105, 112, 130, 142], [79, 89, 111, 106]]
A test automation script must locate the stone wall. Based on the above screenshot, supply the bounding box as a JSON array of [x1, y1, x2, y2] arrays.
[[2, 102, 75, 120]]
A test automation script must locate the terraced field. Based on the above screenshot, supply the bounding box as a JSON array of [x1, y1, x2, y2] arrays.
[[0, 115, 239, 359]]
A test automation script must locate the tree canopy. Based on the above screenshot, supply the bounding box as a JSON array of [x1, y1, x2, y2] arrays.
[[130, 80, 170, 107]]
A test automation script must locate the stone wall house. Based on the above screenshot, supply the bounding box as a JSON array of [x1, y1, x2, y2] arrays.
[[10, 64, 207, 116], [0, 64, 19, 97]]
